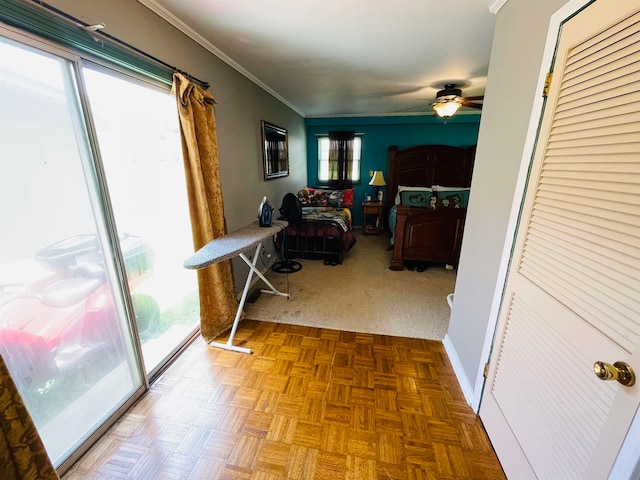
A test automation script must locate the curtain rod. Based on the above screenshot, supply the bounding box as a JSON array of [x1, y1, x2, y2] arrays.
[[314, 133, 365, 136], [32, 0, 210, 90]]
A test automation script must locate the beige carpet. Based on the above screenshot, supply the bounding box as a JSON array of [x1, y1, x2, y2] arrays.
[[244, 229, 456, 340]]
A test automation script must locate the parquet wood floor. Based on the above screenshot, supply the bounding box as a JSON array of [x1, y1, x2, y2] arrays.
[[63, 320, 506, 479]]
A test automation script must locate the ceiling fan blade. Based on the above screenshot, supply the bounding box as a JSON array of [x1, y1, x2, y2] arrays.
[[464, 95, 484, 101], [463, 101, 483, 110]]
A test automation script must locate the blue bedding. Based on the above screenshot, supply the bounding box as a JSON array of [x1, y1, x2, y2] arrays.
[[388, 205, 397, 245]]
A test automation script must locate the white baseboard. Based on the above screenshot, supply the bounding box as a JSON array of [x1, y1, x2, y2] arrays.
[[442, 334, 476, 409]]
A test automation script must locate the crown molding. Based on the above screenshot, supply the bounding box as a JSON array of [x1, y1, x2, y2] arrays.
[[136, 0, 304, 117], [489, 0, 509, 14], [306, 110, 481, 119]]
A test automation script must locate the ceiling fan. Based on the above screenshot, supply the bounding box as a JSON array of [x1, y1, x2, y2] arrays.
[[432, 83, 484, 119]]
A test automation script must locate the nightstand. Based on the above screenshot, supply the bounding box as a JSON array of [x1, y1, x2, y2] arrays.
[[362, 201, 383, 235]]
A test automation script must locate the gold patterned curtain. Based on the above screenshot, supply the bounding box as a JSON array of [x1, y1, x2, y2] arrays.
[[172, 73, 238, 342], [0, 355, 59, 480]]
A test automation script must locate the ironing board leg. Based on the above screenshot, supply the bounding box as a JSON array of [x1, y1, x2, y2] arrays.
[[210, 243, 260, 354], [250, 264, 289, 299], [210, 241, 287, 354]]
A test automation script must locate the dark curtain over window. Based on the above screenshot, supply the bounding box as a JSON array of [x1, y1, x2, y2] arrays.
[[327, 131, 355, 188]]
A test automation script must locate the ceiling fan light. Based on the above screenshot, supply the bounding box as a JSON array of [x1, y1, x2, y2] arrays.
[[433, 100, 462, 118]]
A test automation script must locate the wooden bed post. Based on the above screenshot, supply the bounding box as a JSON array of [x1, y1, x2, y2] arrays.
[[387, 146, 399, 210]]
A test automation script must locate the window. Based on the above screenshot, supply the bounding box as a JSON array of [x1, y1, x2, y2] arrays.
[[82, 65, 200, 374], [0, 36, 143, 467], [317, 135, 362, 184]]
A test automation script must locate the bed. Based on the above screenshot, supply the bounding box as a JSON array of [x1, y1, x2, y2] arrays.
[[386, 144, 475, 271], [283, 187, 357, 265]]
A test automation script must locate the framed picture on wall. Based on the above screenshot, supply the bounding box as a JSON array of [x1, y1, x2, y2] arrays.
[[261, 121, 289, 180]]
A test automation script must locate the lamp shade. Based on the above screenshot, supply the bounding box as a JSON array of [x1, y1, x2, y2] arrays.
[[433, 100, 462, 118], [369, 171, 386, 186]]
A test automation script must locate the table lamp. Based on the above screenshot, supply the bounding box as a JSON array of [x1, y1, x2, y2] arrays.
[[369, 170, 386, 202]]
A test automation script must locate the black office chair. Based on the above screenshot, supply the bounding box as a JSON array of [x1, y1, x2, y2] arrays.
[[271, 193, 302, 274]]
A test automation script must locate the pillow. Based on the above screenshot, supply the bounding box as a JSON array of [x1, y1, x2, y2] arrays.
[[341, 188, 355, 208], [297, 188, 314, 205], [298, 187, 354, 208], [395, 185, 432, 205], [298, 188, 340, 207], [432, 185, 471, 208], [400, 189, 434, 207]]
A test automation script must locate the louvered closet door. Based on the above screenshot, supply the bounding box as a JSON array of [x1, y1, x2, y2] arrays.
[[480, 2, 640, 479]]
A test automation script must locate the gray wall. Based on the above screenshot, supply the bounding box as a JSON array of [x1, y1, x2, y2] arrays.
[[447, 0, 571, 397], [46, 0, 307, 292]]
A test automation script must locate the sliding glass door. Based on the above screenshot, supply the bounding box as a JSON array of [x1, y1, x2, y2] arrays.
[[0, 36, 143, 465], [82, 66, 199, 373], [0, 32, 199, 469]]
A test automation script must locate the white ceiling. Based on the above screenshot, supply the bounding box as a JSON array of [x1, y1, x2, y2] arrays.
[[138, 0, 499, 117]]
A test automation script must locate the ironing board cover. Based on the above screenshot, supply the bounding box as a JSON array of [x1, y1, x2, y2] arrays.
[[183, 220, 288, 269]]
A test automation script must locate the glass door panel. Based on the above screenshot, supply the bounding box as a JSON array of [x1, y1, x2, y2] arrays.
[[0, 39, 143, 465], [82, 67, 200, 374]]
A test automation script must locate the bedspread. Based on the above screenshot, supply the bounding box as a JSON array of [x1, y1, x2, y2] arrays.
[[301, 207, 351, 231]]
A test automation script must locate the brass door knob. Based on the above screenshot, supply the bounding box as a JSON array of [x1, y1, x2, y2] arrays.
[[593, 361, 635, 386]]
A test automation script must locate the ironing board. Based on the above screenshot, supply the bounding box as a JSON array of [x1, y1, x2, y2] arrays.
[[184, 219, 289, 354]]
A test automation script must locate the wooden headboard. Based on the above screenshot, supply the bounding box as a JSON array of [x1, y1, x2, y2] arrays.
[[386, 145, 476, 207]]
